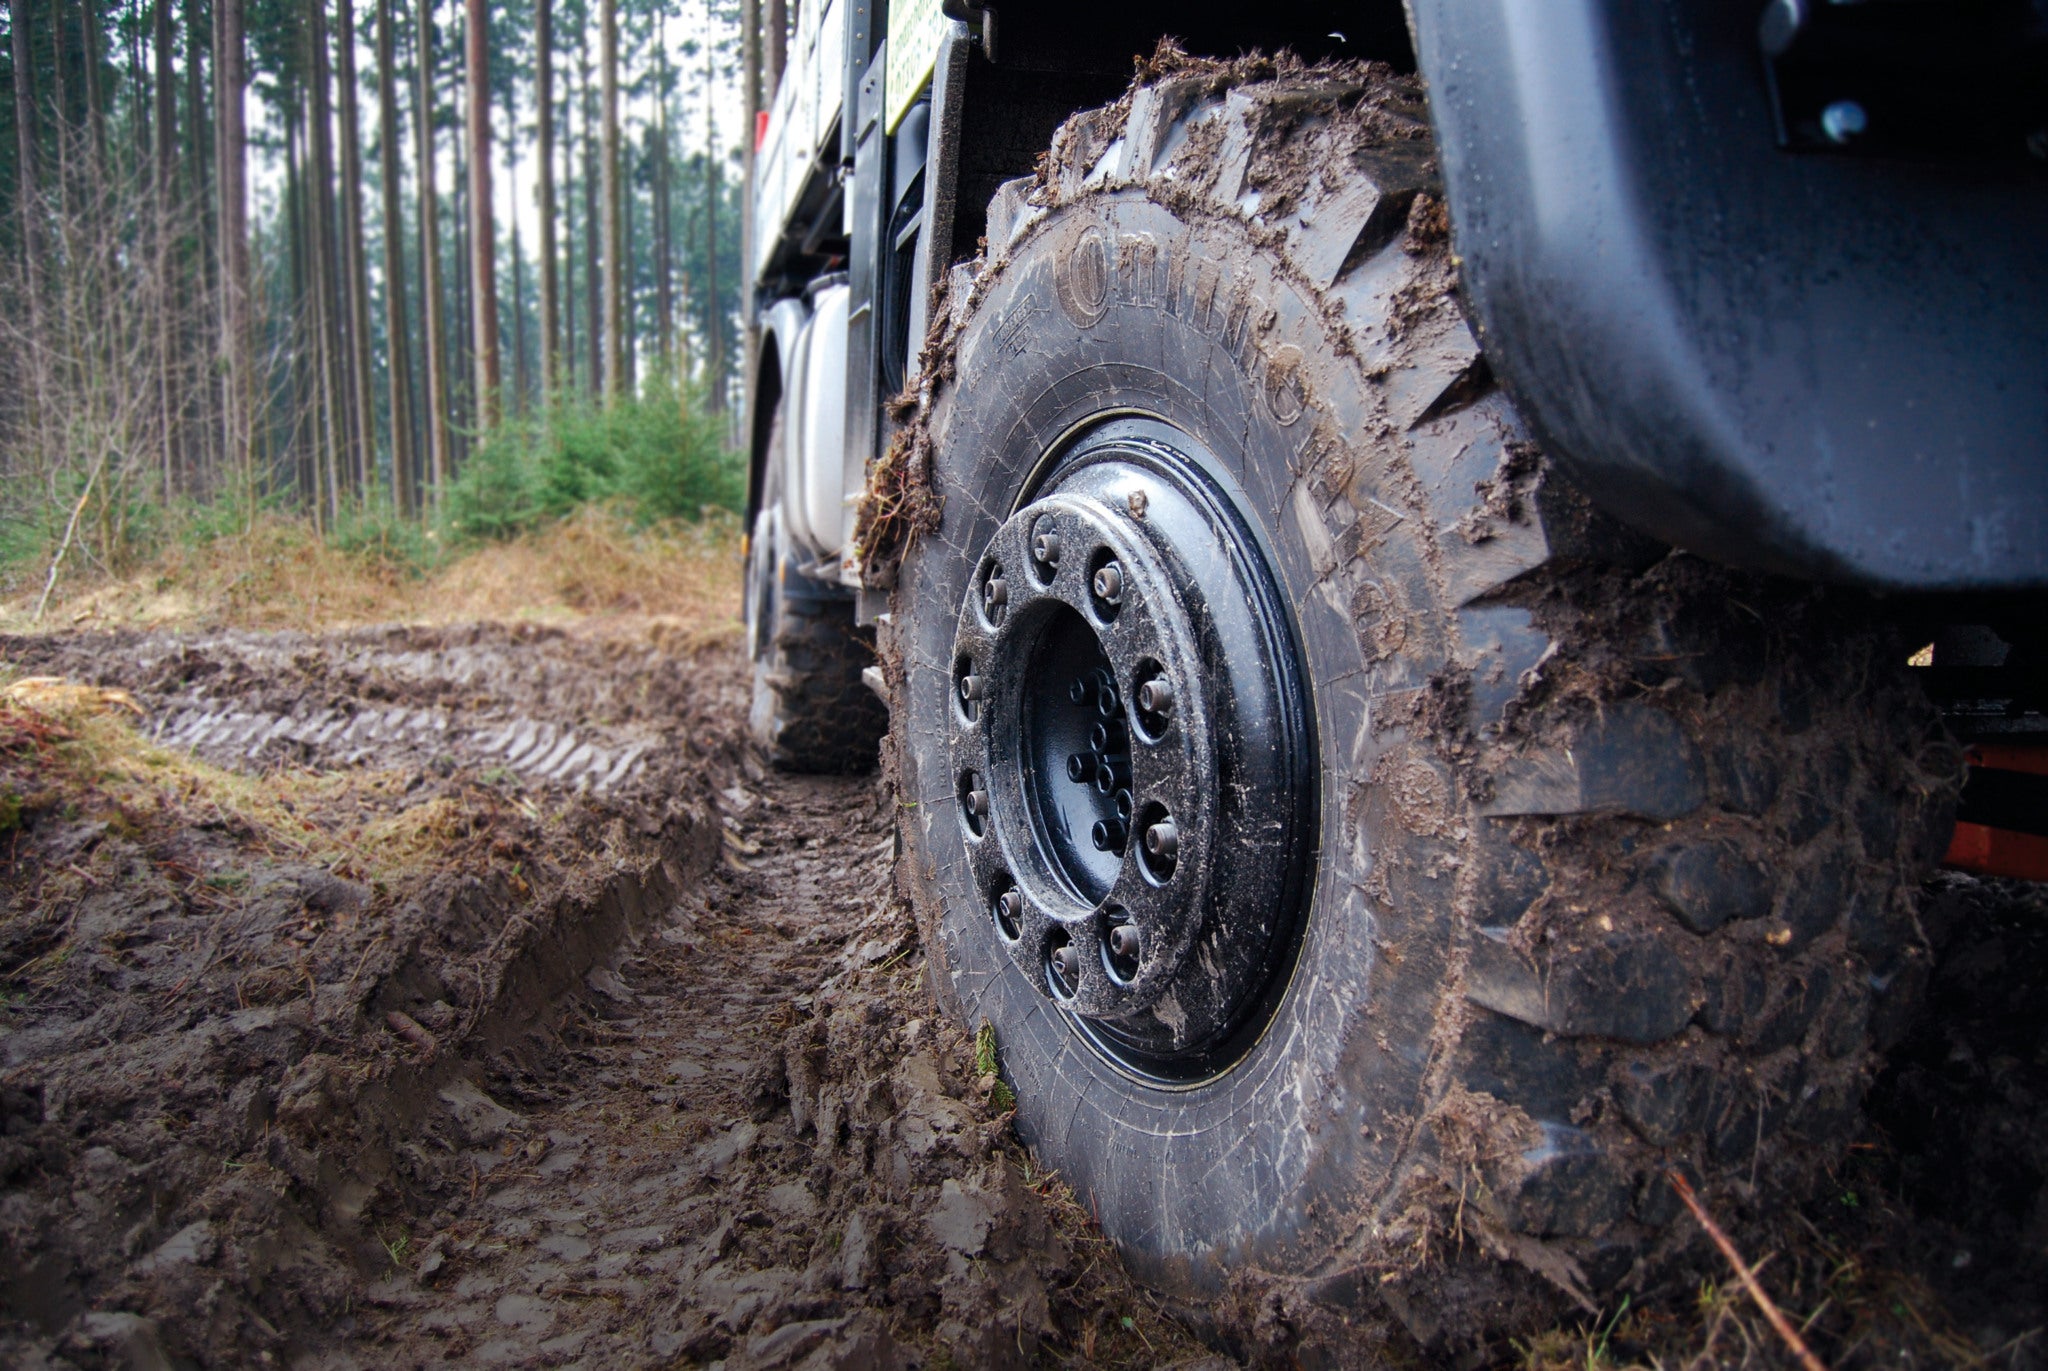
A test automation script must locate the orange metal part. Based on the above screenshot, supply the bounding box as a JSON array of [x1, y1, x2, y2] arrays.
[[1942, 743, 2048, 882]]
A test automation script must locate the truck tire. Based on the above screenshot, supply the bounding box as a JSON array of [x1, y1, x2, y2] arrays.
[[746, 410, 887, 774], [880, 59, 1960, 1353]]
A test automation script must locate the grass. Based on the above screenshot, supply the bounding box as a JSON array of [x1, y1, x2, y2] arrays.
[[1, 502, 742, 635], [1, 383, 745, 635], [0, 671, 483, 891]]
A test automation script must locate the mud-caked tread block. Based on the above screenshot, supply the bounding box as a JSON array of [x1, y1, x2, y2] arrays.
[[1650, 840, 1772, 935], [759, 593, 887, 775], [1465, 928, 1699, 1045], [1613, 1057, 1716, 1147], [1478, 1123, 1632, 1239], [1480, 703, 1706, 823]]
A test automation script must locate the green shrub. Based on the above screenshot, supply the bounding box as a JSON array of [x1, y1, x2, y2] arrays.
[[442, 380, 741, 543]]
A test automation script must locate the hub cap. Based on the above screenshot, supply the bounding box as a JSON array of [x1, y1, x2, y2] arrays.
[[948, 422, 1316, 1079]]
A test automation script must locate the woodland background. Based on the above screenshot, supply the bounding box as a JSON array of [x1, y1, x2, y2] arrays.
[[0, 0, 786, 607]]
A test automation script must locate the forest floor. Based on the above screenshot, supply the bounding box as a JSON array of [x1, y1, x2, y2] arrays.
[[0, 530, 2043, 1370]]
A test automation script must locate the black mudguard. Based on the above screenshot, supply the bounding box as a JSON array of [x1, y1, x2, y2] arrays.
[[1410, 0, 2048, 591]]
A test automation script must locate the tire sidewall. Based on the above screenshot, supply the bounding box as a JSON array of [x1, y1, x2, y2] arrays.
[[897, 192, 1456, 1286]]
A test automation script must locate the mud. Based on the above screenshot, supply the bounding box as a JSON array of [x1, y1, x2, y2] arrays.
[[0, 624, 1206, 1370]]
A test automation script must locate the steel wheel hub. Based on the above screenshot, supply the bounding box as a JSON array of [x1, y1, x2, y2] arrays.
[[948, 422, 1316, 1076]]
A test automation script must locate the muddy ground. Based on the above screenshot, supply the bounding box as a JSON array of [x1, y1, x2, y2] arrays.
[[0, 620, 2044, 1370]]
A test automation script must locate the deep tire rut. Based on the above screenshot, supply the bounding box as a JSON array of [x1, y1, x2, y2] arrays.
[[347, 772, 905, 1367]]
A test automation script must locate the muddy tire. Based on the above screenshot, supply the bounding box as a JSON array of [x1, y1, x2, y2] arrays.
[[747, 412, 887, 774], [883, 61, 1960, 1353]]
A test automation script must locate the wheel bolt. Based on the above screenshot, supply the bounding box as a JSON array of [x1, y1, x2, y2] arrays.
[[960, 674, 986, 703], [1067, 752, 1092, 783], [994, 889, 1022, 938], [1032, 530, 1062, 564], [966, 789, 990, 818], [1091, 817, 1127, 852], [1049, 942, 1080, 993], [1144, 820, 1179, 859], [983, 576, 1008, 613], [1109, 924, 1140, 960], [1069, 677, 1091, 705], [1137, 679, 1173, 713], [1095, 757, 1129, 793], [1115, 788, 1132, 821], [1092, 561, 1124, 604]]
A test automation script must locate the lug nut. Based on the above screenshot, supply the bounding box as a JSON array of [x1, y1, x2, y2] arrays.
[[1821, 99, 1867, 145], [1069, 677, 1091, 705], [983, 576, 1009, 613], [1049, 942, 1080, 993], [1091, 817, 1128, 852], [959, 674, 986, 703], [1032, 530, 1062, 564], [1109, 924, 1141, 960], [994, 889, 1022, 937], [1137, 679, 1173, 714], [1095, 757, 1130, 793], [1144, 820, 1179, 859], [1115, 788, 1132, 821], [1068, 752, 1092, 783], [966, 789, 990, 817], [1092, 561, 1124, 604]]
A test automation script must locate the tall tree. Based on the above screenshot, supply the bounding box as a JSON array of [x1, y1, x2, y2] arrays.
[[766, 0, 783, 96], [336, 0, 377, 496], [215, 0, 251, 500], [535, 0, 557, 401], [656, 7, 676, 372], [578, 17, 595, 394], [598, 0, 619, 400], [702, 18, 721, 413], [307, 0, 346, 519], [505, 76, 525, 414], [375, 0, 415, 512], [9, 0, 37, 256], [84, 0, 107, 172], [153, 0, 179, 495], [414, 0, 450, 500], [463, 0, 497, 429]]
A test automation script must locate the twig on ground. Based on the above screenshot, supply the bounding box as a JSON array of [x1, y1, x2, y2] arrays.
[[1669, 1169, 1830, 1371]]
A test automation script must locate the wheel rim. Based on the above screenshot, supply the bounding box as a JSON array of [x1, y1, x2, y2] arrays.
[[948, 418, 1317, 1083]]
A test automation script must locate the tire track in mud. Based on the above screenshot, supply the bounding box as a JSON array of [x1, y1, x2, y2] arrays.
[[0, 623, 1209, 1371]]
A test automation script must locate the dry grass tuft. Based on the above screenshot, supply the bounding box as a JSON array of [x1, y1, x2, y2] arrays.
[[1, 505, 741, 635], [0, 669, 476, 888]]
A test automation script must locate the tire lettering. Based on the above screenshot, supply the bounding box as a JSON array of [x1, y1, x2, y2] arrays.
[[1056, 225, 1112, 328]]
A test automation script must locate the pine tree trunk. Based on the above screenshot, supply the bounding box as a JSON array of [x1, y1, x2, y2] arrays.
[[337, 0, 378, 498], [10, 0, 38, 329], [216, 0, 252, 505], [376, 0, 416, 514], [766, 0, 784, 97], [622, 148, 635, 392], [535, 0, 557, 403], [185, 0, 216, 488], [741, 0, 759, 425], [562, 97, 577, 395], [84, 0, 106, 174], [308, 0, 349, 512], [579, 29, 598, 397], [656, 80, 672, 372], [415, 0, 450, 504], [154, 0, 178, 498], [703, 30, 722, 415], [599, 0, 620, 401], [506, 81, 525, 417], [464, 0, 498, 430]]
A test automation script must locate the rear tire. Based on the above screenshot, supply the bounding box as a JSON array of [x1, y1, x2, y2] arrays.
[[880, 59, 1959, 1353], [747, 410, 887, 774]]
